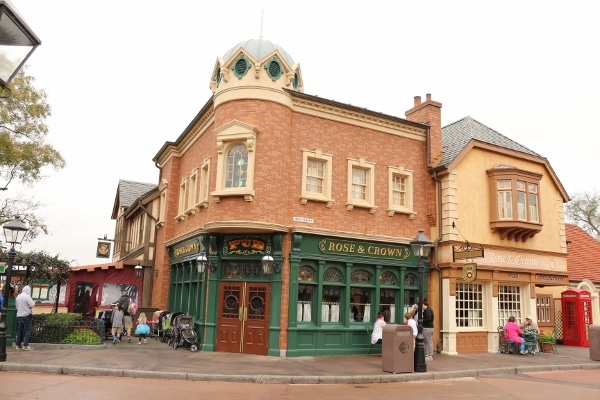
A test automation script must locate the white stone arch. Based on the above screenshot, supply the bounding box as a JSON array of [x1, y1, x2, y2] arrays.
[[577, 279, 599, 325]]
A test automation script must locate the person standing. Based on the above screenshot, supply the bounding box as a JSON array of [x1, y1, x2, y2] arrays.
[[15, 286, 35, 351], [404, 311, 418, 348], [422, 300, 435, 360], [111, 303, 124, 344], [135, 312, 150, 344], [371, 312, 387, 344], [118, 291, 133, 343]]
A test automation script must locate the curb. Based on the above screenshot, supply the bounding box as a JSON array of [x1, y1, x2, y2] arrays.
[[2, 362, 600, 384]]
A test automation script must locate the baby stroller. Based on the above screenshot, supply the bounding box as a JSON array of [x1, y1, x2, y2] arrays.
[[152, 310, 169, 340], [164, 312, 183, 344], [170, 313, 199, 352]]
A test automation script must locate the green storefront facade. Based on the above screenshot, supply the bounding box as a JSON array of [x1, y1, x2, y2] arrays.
[[287, 233, 429, 356], [166, 232, 429, 357]]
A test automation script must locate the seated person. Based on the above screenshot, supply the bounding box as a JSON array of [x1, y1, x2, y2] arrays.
[[520, 315, 539, 343], [371, 312, 386, 344], [504, 315, 526, 354]]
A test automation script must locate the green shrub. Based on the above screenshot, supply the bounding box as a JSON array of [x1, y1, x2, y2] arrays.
[[62, 327, 102, 345], [31, 313, 102, 345]]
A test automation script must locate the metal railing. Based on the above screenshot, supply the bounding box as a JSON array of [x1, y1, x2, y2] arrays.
[[30, 316, 105, 345]]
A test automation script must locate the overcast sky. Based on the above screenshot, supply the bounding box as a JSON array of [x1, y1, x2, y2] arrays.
[[7, 0, 599, 266]]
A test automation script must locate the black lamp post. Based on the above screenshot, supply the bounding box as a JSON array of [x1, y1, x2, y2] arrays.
[[0, 0, 42, 98], [0, 215, 29, 362], [410, 227, 433, 373]]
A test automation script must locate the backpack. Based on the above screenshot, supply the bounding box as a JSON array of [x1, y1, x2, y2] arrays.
[[128, 298, 138, 315], [119, 296, 130, 314]]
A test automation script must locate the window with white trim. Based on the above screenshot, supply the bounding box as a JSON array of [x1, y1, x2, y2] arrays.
[[186, 168, 198, 215], [387, 165, 414, 217], [211, 120, 257, 202], [197, 158, 210, 209], [346, 157, 376, 213], [455, 282, 483, 327], [497, 179, 512, 219], [301, 148, 333, 207], [498, 285, 522, 327], [176, 177, 188, 221]]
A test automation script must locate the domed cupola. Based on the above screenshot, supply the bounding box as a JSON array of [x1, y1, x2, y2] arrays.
[[209, 38, 303, 106]]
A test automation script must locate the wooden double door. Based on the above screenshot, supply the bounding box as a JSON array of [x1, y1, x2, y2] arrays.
[[216, 282, 270, 355]]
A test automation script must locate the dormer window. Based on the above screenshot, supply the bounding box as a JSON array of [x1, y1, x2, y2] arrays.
[[264, 57, 283, 81], [232, 55, 251, 79]]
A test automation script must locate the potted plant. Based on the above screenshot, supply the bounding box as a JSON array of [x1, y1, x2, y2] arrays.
[[538, 331, 555, 353]]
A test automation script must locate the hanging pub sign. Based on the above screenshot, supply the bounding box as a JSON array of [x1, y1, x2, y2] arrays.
[[462, 263, 477, 283], [453, 243, 484, 261], [96, 241, 111, 258]]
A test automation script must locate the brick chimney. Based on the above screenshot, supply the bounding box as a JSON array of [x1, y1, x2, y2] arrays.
[[405, 93, 443, 166]]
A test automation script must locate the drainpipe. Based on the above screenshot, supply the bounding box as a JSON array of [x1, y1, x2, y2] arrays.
[[432, 170, 444, 353]]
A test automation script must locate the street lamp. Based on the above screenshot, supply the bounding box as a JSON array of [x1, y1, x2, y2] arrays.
[[410, 227, 433, 373], [260, 251, 281, 275], [196, 251, 215, 274], [0, 215, 29, 362], [134, 264, 143, 279], [0, 0, 42, 98]]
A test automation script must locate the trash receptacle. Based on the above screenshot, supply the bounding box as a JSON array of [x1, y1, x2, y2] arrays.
[[589, 324, 600, 361], [382, 324, 414, 373]]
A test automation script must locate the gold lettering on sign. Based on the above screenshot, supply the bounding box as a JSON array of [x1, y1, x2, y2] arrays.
[[319, 238, 410, 260], [173, 240, 200, 258]]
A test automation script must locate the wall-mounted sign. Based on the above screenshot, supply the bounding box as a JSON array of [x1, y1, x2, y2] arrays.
[[462, 263, 477, 283], [293, 216, 314, 224], [534, 274, 567, 284], [172, 238, 200, 259], [222, 234, 271, 256], [318, 238, 411, 261]]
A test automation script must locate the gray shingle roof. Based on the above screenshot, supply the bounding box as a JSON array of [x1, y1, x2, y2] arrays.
[[439, 116, 542, 168], [118, 180, 156, 208]]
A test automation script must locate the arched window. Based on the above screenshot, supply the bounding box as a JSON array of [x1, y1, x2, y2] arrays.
[[226, 144, 248, 188]]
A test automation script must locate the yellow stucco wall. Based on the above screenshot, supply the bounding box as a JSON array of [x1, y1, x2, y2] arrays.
[[450, 147, 567, 260]]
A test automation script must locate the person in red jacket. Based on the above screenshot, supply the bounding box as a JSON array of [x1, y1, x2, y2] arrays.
[[504, 315, 526, 354]]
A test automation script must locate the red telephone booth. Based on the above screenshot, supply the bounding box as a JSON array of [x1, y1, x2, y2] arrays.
[[561, 289, 592, 347]]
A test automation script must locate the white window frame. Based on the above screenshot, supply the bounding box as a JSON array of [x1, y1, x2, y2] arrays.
[[300, 148, 334, 207], [176, 177, 188, 222], [211, 120, 257, 202], [186, 168, 198, 216], [196, 157, 210, 209], [455, 282, 484, 328], [497, 285, 523, 327], [346, 157, 376, 213], [387, 165, 415, 218]]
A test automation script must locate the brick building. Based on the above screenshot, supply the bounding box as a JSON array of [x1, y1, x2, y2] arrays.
[[150, 39, 440, 356]]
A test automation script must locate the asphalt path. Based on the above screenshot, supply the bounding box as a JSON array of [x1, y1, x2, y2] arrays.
[[2, 369, 600, 400]]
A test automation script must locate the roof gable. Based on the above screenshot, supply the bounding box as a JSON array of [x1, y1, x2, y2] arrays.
[[440, 116, 541, 167], [566, 224, 600, 283], [111, 179, 157, 219]]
